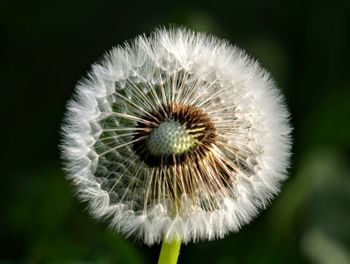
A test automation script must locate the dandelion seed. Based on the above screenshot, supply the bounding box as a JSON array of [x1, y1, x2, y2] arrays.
[[61, 28, 292, 247]]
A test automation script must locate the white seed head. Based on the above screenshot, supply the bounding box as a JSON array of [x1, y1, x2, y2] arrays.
[[61, 27, 292, 245]]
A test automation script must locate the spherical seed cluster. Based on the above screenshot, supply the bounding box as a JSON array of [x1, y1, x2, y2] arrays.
[[61, 28, 292, 245], [146, 120, 196, 156], [132, 102, 217, 168]]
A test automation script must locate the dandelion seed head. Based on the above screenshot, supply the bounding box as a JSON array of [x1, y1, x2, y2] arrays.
[[61, 27, 292, 245]]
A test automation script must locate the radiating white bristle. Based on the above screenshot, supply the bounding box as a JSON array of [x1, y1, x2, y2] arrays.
[[60, 27, 292, 245]]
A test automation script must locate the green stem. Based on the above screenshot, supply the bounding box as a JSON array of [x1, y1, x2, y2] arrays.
[[157, 238, 182, 264]]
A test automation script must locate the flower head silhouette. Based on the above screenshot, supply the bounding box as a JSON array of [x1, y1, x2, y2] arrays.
[[61, 28, 292, 245]]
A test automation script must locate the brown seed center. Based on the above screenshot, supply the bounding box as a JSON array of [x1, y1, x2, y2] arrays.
[[132, 103, 216, 167]]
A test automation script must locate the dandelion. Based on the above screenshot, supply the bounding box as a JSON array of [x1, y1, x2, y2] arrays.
[[61, 27, 292, 263]]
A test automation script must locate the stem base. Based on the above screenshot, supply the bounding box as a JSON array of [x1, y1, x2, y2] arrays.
[[157, 239, 182, 264]]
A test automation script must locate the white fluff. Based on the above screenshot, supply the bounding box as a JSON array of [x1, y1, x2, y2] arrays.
[[61, 27, 292, 245]]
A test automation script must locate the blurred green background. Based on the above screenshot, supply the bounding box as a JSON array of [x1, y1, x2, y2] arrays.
[[1, 0, 350, 263]]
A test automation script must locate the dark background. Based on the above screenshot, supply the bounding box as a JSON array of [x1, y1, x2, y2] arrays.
[[1, 0, 350, 263]]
